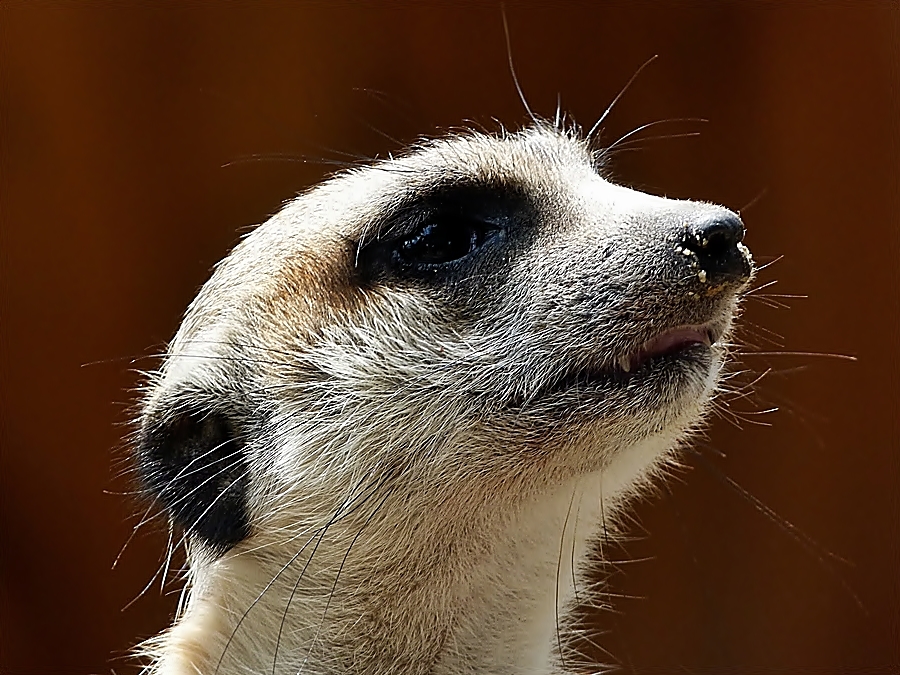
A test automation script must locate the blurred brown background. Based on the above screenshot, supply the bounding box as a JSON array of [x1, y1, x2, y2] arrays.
[[1, 2, 897, 674]]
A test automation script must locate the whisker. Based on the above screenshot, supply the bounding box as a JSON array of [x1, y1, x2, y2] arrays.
[[603, 130, 702, 151], [501, 6, 537, 124], [722, 367, 772, 400], [272, 525, 330, 675], [753, 255, 785, 273], [120, 531, 173, 612], [745, 279, 779, 295], [554, 92, 563, 130], [690, 446, 867, 614], [586, 54, 658, 142], [735, 351, 857, 361], [603, 118, 708, 155], [354, 119, 405, 148], [271, 472, 392, 674], [745, 295, 792, 310], [738, 187, 769, 215], [214, 473, 388, 675], [221, 153, 358, 169], [160, 524, 176, 594], [298, 486, 395, 675], [555, 485, 579, 669], [116, 435, 248, 567], [740, 321, 786, 347], [709, 398, 747, 430], [570, 496, 583, 603]]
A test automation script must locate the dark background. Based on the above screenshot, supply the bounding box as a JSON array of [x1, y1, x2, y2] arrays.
[[1, 2, 897, 674]]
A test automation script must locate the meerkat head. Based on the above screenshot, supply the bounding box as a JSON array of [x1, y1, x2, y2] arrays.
[[134, 124, 752, 675]]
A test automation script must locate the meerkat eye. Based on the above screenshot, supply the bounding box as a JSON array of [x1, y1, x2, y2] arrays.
[[355, 185, 522, 282], [395, 218, 501, 267]]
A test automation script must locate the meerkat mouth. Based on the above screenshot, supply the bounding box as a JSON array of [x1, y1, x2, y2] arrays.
[[614, 325, 717, 375], [530, 323, 721, 403]]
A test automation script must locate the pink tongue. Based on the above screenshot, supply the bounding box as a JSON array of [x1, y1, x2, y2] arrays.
[[638, 327, 710, 361]]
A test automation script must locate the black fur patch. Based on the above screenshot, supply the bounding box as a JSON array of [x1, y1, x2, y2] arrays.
[[137, 409, 250, 553]]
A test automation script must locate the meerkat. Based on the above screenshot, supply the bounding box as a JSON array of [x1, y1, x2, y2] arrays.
[[134, 122, 753, 675]]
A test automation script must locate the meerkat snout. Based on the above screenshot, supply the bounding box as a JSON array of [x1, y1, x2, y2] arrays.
[[134, 124, 753, 675]]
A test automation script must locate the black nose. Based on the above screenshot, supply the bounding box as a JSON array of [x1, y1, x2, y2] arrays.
[[680, 211, 751, 284]]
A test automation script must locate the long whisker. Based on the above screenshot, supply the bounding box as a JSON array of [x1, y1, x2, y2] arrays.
[[213, 473, 388, 675], [753, 255, 784, 273], [690, 446, 867, 614], [120, 523, 177, 612], [738, 187, 769, 215], [555, 485, 579, 669], [272, 471, 393, 674], [586, 54, 659, 142], [604, 118, 708, 155], [603, 130, 703, 152], [272, 524, 332, 675], [501, 6, 537, 124], [570, 496, 583, 603], [298, 486, 395, 675], [735, 350, 857, 361], [745, 279, 780, 295], [221, 153, 359, 169]]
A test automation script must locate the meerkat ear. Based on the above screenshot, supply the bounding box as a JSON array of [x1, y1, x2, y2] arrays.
[[136, 407, 251, 553]]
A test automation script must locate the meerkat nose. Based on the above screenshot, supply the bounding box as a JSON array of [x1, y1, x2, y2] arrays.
[[680, 210, 752, 285]]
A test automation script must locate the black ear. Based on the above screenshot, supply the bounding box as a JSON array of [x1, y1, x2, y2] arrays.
[[137, 408, 251, 553]]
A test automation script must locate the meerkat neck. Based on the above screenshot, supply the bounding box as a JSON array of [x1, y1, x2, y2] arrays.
[[430, 482, 602, 675], [153, 460, 655, 675], [150, 434, 675, 675]]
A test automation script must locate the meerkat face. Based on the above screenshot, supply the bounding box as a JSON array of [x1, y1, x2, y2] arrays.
[[137, 124, 752, 558], [133, 124, 754, 675]]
